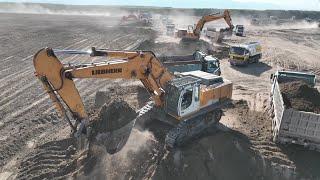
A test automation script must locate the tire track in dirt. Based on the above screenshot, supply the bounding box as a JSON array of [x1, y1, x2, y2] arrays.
[[0, 50, 95, 120], [0, 40, 91, 97], [0, 30, 149, 173], [0, 37, 103, 106], [0, 38, 106, 168], [6, 34, 148, 179], [0, 41, 106, 123], [0, 38, 91, 91]]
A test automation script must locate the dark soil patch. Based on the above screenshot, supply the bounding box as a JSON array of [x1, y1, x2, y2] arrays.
[[279, 81, 320, 113]]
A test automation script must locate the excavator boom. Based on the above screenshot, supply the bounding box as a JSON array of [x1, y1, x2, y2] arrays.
[[193, 10, 233, 36], [33, 47, 173, 135], [177, 10, 234, 41]]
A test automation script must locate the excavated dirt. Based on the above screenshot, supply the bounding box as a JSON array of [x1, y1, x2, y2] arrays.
[[280, 81, 320, 113], [1, 10, 320, 180], [90, 98, 137, 154]]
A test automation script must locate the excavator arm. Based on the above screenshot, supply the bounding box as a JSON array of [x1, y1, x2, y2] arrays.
[[33, 47, 173, 135], [193, 10, 234, 37]]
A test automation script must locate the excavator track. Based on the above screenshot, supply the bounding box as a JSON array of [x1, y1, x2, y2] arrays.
[[165, 109, 222, 148]]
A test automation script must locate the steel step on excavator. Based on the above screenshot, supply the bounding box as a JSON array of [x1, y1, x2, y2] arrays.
[[176, 10, 234, 42], [33, 47, 232, 153]]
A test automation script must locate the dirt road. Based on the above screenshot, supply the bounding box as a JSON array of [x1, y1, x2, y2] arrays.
[[1, 12, 320, 180]]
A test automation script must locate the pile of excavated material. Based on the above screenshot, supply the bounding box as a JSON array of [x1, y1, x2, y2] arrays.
[[90, 98, 138, 154], [279, 81, 320, 113]]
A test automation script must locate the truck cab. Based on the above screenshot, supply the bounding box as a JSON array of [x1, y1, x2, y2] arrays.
[[194, 51, 221, 75], [229, 42, 262, 66], [235, 25, 244, 36]]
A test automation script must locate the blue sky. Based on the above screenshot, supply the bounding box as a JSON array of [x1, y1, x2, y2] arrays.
[[2, 0, 320, 10]]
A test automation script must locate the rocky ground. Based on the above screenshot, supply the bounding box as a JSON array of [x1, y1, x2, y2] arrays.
[[0, 12, 320, 180]]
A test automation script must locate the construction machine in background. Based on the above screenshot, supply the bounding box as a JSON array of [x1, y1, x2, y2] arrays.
[[270, 70, 320, 151], [120, 12, 153, 26], [160, 50, 221, 75], [229, 42, 262, 66], [176, 10, 234, 42], [166, 23, 175, 36], [33, 47, 232, 153], [235, 25, 245, 36]]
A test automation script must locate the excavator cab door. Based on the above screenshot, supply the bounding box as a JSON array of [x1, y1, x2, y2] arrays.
[[165, 76, 201, 118], [178, 83, 200, 117]]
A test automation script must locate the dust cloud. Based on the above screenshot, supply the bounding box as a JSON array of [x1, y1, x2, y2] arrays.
[[80, 129, 156, 179], [0, 3, 129, 17]]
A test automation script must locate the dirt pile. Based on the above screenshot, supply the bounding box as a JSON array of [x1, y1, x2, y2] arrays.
[[152, 131, 268, 180], [90, 98, 138, 154], [280, 81, 320, 113]]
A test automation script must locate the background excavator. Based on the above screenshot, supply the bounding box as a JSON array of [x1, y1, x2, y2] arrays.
[[120, 12, 153, 26], [33, 47, 232, 154], [176, 10, 234, 42]]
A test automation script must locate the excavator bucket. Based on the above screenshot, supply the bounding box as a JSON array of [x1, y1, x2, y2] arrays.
[[89, 98, 137, 154]]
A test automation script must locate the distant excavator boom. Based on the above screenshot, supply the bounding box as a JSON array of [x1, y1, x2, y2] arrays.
[[193, 10, 234, 37]]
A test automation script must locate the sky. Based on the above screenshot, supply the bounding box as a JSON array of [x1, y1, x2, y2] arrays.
[[2, 0, 320, 11]]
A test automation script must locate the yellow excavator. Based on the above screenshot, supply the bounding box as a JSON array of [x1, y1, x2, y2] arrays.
[[33, 47, 232, 153], [176, 10, 234, 41]]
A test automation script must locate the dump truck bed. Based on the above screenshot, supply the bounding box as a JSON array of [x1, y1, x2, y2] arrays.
[[271, 79, 320, 151], [159, 55, 195, 62]]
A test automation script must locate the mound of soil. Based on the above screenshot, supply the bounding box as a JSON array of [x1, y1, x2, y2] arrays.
[[279, 81, 320, 113], [90, 98, 138, 154], [152, 131, 266, 180]]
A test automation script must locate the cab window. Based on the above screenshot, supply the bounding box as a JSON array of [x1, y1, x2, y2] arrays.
[[181, 89, 193, 110], [209, 62, 217, 68]]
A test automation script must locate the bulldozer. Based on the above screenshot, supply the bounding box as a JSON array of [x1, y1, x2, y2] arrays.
[[33, 47, 232, 153], [176, 10, 234, 42]]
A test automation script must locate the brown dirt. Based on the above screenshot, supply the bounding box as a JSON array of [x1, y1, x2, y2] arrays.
[[2, 11, 320, 180], [280, 81, 320, 113], [90, 98, 138, 154]]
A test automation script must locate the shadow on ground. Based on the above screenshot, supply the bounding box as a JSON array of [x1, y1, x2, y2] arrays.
[[280, 144, 320, 179], [230, 61, 272, 76]]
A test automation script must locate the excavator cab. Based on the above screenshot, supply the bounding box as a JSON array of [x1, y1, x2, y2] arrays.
[[165, 76, 201, 118]]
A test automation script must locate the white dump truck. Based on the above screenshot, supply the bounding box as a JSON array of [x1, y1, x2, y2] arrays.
[[235, 25, 244, 36], [270, 70, 320, 151], [166, 23, 175, 36], [229, 42, 262, 66]]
